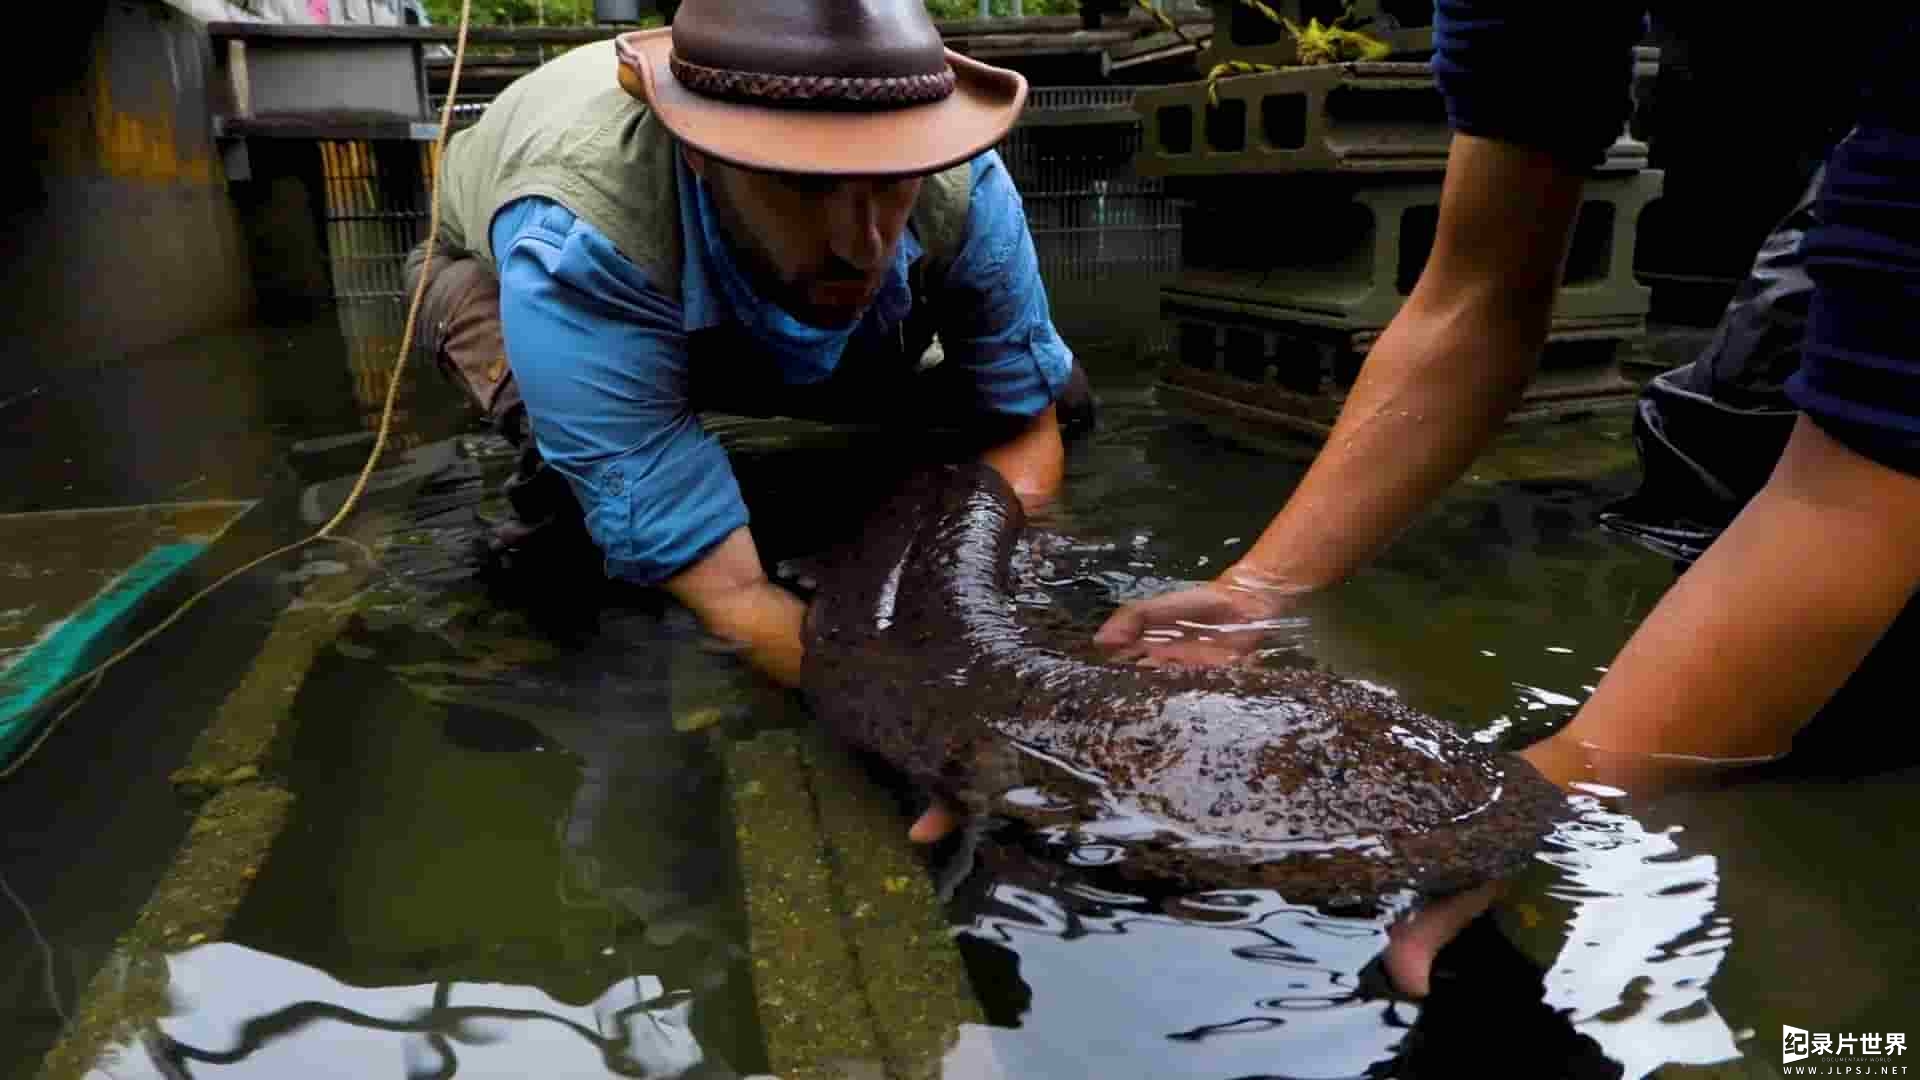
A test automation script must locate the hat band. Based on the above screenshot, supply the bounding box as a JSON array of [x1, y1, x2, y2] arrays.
[[667, 51, 957, 108]]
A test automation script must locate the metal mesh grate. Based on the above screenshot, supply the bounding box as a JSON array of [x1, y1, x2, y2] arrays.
[[999, 91, 1181, 353], [401, 84, 1181, 355], [1026, 85, 1140, 110], [318, 139, 437, 447]]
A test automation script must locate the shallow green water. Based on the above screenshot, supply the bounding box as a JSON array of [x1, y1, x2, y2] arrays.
[[1, 322, 1914, 1080]]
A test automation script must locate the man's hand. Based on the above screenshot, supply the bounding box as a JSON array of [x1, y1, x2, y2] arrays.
[[1092, 571, 1305, 668], [665, 527, 807, 689]]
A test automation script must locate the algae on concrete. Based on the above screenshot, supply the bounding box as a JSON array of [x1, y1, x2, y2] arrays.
[[802, 732, 983, 1080], [168, 555, 372, 802], [725, 730, 887, 1079], [724, 722, 985, 1080]]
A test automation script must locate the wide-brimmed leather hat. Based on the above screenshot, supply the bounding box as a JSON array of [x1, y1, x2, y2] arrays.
[[615, 0, 1028, 178]]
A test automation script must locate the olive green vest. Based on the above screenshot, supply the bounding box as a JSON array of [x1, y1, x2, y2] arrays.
[[434, 39, 974, 304]]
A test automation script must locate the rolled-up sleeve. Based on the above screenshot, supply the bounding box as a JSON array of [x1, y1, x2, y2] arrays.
[[1787, 123, 1920, 477], [492, 196, 749, 585], [1431, 0, 1646, 173], [934, 151, 1075, 418]]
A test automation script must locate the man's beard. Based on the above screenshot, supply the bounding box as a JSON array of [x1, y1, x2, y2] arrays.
[[707, 184, 881, 329]]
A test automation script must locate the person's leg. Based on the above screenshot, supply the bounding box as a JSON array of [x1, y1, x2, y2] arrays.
[[402, 242, 596, 570]]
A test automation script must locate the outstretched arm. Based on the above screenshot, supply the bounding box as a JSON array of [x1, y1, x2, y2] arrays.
[[1096, 133, 1589, 656], [1213, 133, 1585, 592], [663, 528, 807, 687], [496, 197, 806, 689], [1388, 115, 1920, 997], [1096, 0, 1647, 659], [1531, 417, 1920, 793]]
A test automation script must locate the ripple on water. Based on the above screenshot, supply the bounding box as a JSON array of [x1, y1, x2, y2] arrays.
[[953, 864, 1411, 1077], [1530, 796, 1744, 1078]]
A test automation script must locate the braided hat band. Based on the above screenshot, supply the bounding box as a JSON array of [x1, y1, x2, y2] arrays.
[[666, 51, 958, 108]]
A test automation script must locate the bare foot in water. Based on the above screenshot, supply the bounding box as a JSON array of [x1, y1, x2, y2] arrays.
[[1382, 881, 1504, 998]]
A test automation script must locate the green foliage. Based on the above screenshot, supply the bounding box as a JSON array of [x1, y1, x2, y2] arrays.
[[420, 0, 597, 25], [422, 0, 1083, 25], [925, 0, 1083, 17]]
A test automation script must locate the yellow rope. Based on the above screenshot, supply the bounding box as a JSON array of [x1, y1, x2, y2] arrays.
[[1132, 0, 1195, 48], [1205, 60, 1280, 105], [0, 0, 475, 780]]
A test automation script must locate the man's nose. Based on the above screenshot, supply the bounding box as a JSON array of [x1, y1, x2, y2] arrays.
[[825, 188, 885, 270]]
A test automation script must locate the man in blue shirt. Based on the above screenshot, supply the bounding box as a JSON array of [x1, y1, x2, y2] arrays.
[[408, 0, 1092, 699], [1086, 5, 1920, 997]]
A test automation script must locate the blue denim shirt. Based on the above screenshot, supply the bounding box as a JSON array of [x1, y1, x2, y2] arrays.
[[1432, 2, 1920, 479], [491, 149, 1074, 586]]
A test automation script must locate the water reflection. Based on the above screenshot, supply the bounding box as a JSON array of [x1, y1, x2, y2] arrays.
[[1531, 796, 1742, 1077], [91, 942, 762, 1079], [948, 853, 1413, 1079], [943, 784, 1748, 1079]]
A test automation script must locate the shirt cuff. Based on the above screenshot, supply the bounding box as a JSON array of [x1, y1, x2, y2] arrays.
[[1785, 125, 1920, 479], [938, 150, 1077, 417], [595, 434, 751, 586], [1431, 0, 1644, 172]]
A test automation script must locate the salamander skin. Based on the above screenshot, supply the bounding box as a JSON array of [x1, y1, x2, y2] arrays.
[[801, 462, 1571, 908]]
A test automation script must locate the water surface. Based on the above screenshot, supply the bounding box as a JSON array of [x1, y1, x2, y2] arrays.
[[2, 326, 1913, 1080]]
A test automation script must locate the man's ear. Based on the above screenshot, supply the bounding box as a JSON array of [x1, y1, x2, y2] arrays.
[[679, 144, 708, 179]]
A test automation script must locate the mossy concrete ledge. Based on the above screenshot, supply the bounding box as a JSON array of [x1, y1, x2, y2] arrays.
[[42, 551, 372, 1079], [168, 558, 371, 801], [724, 727, 983, 1080], [36, 782, 295, 1080]]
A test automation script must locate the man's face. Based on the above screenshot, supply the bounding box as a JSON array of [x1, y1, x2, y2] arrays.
[[686, 148, 924, 329]]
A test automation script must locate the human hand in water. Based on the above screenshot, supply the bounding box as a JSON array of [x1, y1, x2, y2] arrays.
[[1092, 572, 1305, 669], [909, 800, 962, 845], [907, 574, 1302, 847]]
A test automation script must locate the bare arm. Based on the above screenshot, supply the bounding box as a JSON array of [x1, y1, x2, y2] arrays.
[[1526, 415, 1920, 793], [663, 526, 808, 689], [979, 403, 1065, 513], [1097, 134, 1591, 654], [662, 403, 1062, 693], [1383, 416, 1920, 997], [1225, 134, 1586, 597]]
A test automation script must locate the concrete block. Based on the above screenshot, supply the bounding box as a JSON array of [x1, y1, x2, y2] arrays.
[[1135, 62, 1649, 177], [1157, 307, 1645, 443], [1165, 169, 1664, 331]]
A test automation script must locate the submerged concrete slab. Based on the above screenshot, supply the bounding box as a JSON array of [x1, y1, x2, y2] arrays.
[[37, 783, 296, 1080], [0, 499, 258, 770], [724, 728, 983, 1080]]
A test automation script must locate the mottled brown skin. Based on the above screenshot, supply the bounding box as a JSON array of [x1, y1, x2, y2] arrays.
[[800, 463, 1573, 908]]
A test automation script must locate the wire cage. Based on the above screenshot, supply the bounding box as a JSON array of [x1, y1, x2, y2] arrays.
[[315, 83, 1184, 404]]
